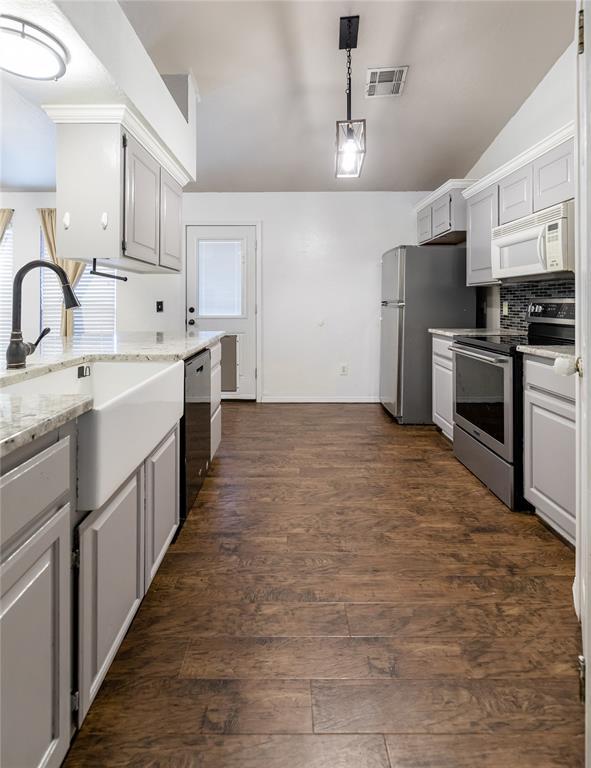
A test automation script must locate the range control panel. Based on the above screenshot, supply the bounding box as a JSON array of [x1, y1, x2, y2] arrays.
[[527, 299, 575, 324]]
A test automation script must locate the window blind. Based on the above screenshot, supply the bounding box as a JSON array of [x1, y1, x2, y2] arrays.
[[0, 224, 13, 349], [41, 234, 117, 336]]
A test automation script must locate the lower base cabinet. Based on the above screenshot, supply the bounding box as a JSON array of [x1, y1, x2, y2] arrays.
[[0, 430, 74, 768], [211, 341, 222, 459], [78, 471, 145, 722], [523, 356, 576, 543], [1, 504, 71, 768], [77, 425, 180, 724], [145, 427, 179, 589], [432, 334, 454, 440]]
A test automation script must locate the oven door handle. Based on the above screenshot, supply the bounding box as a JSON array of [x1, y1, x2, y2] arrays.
[[449, 345, 509, 365]]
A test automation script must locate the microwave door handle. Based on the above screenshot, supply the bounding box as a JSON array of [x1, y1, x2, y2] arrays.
[[537, 227, 547, 269]]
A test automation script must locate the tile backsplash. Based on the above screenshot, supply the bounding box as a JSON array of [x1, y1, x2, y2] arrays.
[[500, 277, 575, 331]]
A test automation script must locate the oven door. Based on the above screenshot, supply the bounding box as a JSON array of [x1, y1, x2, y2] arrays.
[[451, 344, 513, 462]]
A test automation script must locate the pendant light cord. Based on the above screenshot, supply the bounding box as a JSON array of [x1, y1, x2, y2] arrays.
[[346, 47, 352, 121]]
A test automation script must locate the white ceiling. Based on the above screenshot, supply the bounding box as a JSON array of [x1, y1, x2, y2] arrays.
[[121, 0, 575, 192]]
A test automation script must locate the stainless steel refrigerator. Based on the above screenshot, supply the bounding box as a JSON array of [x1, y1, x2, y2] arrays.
[[380, 245, 476, 423]]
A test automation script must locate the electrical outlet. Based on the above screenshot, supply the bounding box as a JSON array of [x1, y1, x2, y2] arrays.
[[339, 364, 348, 376], [502, 301, 509, 317], [156, 301, 164, 313]]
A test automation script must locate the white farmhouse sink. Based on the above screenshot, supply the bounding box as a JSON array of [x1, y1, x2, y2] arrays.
[[3, 361, 184, 510]]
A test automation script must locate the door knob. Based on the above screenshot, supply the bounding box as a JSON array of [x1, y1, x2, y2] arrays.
[[188, 306, 195, 313], [188, 319, 195, 326]]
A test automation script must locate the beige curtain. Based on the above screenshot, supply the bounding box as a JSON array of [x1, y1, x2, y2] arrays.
[[38, 208, 86, 336], [0, 209, 14, 243]]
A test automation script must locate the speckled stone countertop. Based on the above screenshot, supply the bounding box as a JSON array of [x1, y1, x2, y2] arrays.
[[0, 331, 224, 458], [517, 344, 577, 363], [0, 331, 225, 387], [0, 393, 93, 459], [428, 328, 503, 338]]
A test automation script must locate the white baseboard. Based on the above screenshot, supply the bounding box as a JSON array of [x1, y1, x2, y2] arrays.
[[261, 395, 381, 403]]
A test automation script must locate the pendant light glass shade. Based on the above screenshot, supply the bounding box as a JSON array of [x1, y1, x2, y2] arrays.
[[0, 15, 68, 81], [335, 120, 366, 178]]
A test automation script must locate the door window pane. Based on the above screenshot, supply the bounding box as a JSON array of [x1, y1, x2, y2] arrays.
[[198, 240, 242, 317]]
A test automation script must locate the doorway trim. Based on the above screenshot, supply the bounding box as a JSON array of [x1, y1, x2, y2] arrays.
[[184, 220, 263, 403]]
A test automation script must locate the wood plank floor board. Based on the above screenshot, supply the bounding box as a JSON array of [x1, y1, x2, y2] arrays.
[[311, 679, 583, 735], [64, 734, 392, 768], [64, 403, 583, 767], [385, 734, 584, 768], [180, 635, 579, 680], [72, 678, 313, 737]]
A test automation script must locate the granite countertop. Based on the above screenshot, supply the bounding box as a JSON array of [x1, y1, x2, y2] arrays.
[[1, 393, 93, 459], [0, 331, 224, 457], [0, 330, 225, 387], [517, 344, 577, 363], [428, 328, 503, 338]]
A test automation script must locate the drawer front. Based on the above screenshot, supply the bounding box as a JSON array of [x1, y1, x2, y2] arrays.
[[432, 194, 451, 236], [1, 437, 70, 553], [210, 342, 222, 369], [432, 335, 453, 362], [417, 208, 432, 244], [533, 138, 575, 212], [211, 405, 222, 459], [211, 363, 222, 415], [524, 357, 576, 401], [499, 164, 533, 224]]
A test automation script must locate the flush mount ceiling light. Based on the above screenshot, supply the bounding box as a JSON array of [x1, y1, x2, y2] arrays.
[[0, 14, 68, 81], [335, 15, 365, 179]]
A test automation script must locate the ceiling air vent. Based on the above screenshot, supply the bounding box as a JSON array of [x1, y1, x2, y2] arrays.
[[365, 66, 408, 98]]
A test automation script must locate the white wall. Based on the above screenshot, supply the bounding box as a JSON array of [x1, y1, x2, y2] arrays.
[[183, 192, 423, 402], [467, 42, 575, 178]]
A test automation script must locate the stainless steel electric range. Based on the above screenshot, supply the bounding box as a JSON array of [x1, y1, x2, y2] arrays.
[[450, 298, 575, 510]]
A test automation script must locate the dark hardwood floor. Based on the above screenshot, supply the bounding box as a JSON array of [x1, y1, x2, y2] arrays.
[[64, 403, 584, 767]]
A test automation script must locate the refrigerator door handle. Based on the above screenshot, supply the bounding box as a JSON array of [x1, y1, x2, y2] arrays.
[[381, 301, 405, 307]]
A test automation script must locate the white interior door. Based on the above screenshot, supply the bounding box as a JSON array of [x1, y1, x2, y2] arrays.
[[186, 225, 257, 399]]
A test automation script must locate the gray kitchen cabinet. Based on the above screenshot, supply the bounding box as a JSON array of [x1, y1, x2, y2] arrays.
[[533, 138, 575, 212], [431, 334, 454, 440], [145, 427, 179, 588], [159, 168, 183, 271], [78, 471, 145, 722], [417, 207, 432, 244], [431, 193, 451, 237], [210, 341, 222, 459], [0, 433, 74, 768], [56, 122, 182, 274], [498, 163, 533, 224], [0, 505, 71, 768], [466, 184, 499, 286], [415, 181, 475, 245], [124, 134, 161, 266], [523, 356, 576, 544]]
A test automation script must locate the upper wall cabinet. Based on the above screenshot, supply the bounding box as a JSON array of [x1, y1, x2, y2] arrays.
[[533, 138, 575, 212], [415, 180, 477, 245], [463, 124, 575, 285], [466, 185, 499, 286], [52, 109, 189, 274], [499, 164, 533, 224]]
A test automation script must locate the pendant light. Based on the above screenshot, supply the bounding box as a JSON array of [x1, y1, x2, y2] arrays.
[[335, 15, 365, 179], [0, 15, 68, 81]]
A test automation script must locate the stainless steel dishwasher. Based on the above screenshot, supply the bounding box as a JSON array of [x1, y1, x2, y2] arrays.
[[180, 348, 211, 524]]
